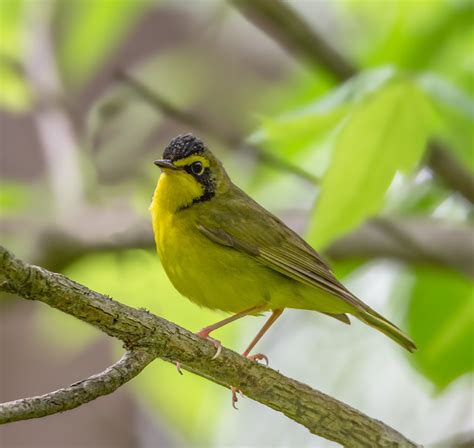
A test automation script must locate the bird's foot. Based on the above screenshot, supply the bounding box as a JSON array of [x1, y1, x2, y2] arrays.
[[196, 329, 222, 360], [247, 353, 269, 366], [230, 352, 269, 408], [231, 386, 243, 409], [174, 331, 223, 375]]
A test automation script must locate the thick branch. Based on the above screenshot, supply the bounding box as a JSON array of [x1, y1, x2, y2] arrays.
[[0, 246, 418, 447], [0, 349, 155, 424], [229, 0, 474, 204]]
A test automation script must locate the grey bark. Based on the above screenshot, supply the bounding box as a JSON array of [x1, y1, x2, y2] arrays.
[[0, 349, 155, 424]]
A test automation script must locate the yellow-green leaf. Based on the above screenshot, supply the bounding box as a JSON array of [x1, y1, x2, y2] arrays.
[[308, 80, 434, 248]]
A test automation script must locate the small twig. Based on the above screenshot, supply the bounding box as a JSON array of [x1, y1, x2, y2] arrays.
[[116, 71, 319, 184], [0, 349, 155, 424], [0, 245, 419, 447]]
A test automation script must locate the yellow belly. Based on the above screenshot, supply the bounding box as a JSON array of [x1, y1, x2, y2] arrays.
[[150, 175, 350, 315], [152, 208, 348, 315], [154, 210, 269, 312]]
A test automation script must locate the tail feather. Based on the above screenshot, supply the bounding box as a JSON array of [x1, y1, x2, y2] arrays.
[[356, 309, 416, 353], [322, 312, 351, 325]]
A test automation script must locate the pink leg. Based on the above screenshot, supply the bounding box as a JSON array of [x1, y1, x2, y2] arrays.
[[175, 305, 265, 373], [232, 309, 284, 408]]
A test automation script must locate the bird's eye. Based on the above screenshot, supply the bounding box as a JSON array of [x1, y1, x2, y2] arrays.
[[190, 161, 204, 175]]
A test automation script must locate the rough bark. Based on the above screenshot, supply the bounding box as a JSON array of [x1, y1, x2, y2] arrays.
[[0, 349, 155, 424]]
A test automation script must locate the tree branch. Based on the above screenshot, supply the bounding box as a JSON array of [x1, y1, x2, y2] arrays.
[[426, 140, 474, 204], [326, 217, 474, 278], [18, 213, 473, 278], [229, 0, 474, 204], [0, 349, 155, 424], [0, 245, 419, 447], [229, 0, 357, 81]]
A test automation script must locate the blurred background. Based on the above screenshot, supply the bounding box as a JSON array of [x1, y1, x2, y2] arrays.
[[0, 0, 473, 447]]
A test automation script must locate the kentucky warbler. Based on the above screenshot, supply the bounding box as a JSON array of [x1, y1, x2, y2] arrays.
[[150, 134, 416, 405]]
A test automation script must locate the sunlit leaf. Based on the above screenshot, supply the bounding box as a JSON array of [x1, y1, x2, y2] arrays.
[[308, 80, 435, 248], [250, 67, 399, 180], [407, 266, 474, 390]]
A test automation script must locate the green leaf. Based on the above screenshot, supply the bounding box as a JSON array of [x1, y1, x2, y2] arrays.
[[57, 0, 148, 85], [407, 266, 474, 390], [308, 80, 435, 248], [257, 107, 348, 160], [250, 67, 399, 177]]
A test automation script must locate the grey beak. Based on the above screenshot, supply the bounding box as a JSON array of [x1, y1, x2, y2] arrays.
[[154, 159, 178, 170]]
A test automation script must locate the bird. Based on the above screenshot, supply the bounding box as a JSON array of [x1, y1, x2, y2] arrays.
[[150, 133, 416, 407]]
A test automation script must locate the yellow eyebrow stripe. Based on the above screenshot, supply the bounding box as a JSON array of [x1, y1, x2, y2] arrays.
[[174, 155, 209, 168]]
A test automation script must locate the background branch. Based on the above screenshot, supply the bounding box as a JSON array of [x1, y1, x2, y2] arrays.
[[326, 218, 474, 278], [13, 213, 471, 278], [0, 349, 155, 424], [0, 245, 419, 447], [426, 140, 474, 204], [229, 0, 357, 81]]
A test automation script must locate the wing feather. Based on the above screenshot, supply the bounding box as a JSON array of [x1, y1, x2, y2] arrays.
[[196, 188, 364, 311]]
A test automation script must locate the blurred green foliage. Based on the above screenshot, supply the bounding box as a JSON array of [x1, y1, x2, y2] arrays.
[[1, 0, 473, 444], [407, 266, 474, 390], [0, 0, 32, 110]]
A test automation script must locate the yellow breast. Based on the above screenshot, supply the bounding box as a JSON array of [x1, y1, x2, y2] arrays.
[[150, 171, 316, 314], [150, 173, 272, 312]]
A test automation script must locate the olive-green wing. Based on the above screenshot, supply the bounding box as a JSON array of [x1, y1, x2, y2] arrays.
[[196, 189, 363, 312], [197, 188, 417, 352]]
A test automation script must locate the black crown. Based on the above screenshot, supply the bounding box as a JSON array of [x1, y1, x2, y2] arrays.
[[163, 134, 205, 161]]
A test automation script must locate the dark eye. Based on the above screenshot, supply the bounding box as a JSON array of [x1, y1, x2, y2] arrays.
[[190, 161, 204, 175]]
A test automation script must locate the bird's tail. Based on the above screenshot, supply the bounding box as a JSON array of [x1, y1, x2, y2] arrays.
[[355, 308, 416, 353]]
